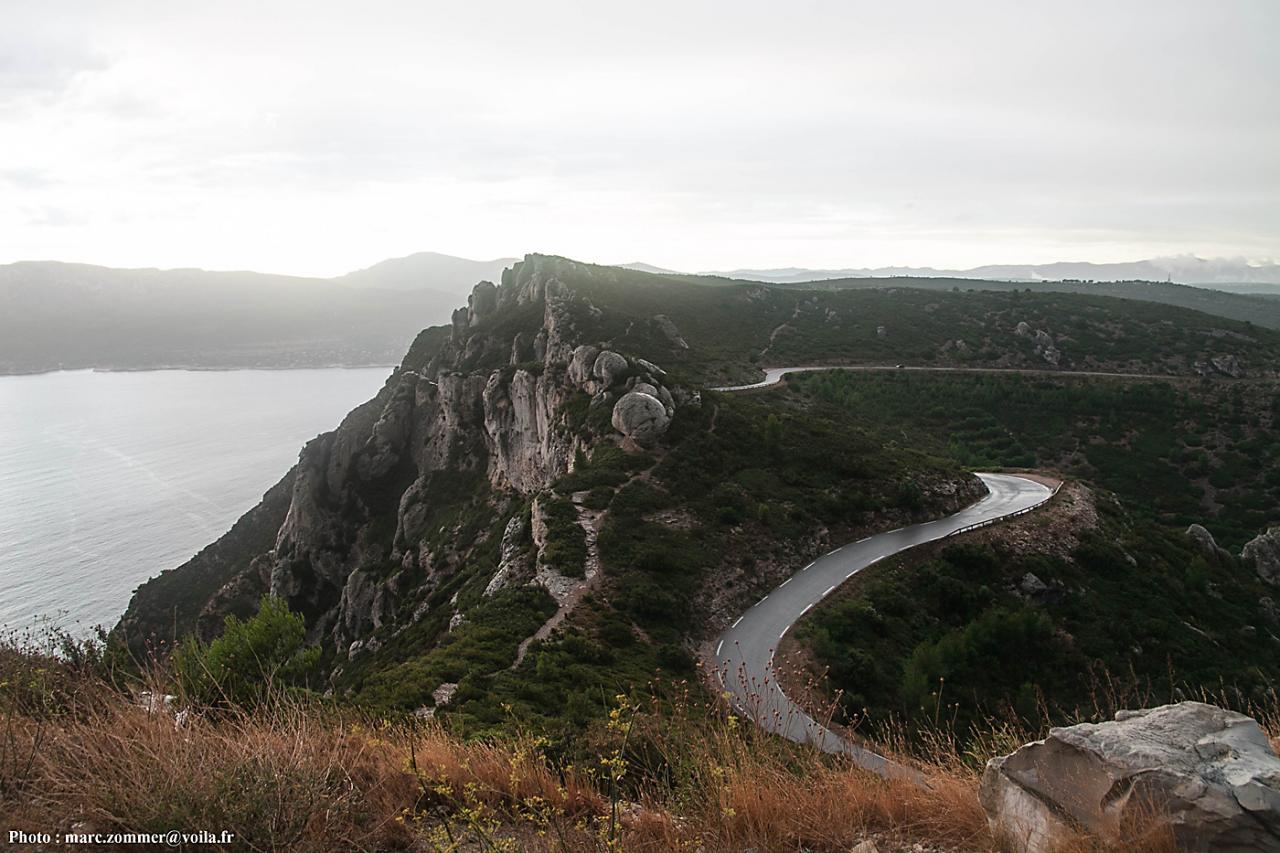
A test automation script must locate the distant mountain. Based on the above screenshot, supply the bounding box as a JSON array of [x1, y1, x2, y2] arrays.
[[6, 251, 1279, 375], [703, 256, 1280, 289], [338, 252, 515, 293], [615, 261, 681, 275], [0, 261, 472, 374]]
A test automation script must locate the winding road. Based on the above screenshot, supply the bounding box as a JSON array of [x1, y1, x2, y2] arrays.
[[710, 363, 1198, 392], [709, 365, 1058, 778]]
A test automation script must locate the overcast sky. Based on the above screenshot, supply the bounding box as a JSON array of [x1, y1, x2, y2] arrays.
[[2, 1, 1277, 276]]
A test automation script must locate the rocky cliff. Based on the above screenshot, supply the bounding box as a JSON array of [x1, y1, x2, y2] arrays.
[[116, 255, 686, 660]]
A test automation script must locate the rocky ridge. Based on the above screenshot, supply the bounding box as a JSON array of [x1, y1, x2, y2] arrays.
[[116, 256, 687, 663]]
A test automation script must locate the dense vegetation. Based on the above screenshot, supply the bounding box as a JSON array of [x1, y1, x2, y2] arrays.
[[775, 275, 1280, 331], [801, 510, 1280, 738], [786, 370, 1280, 738], [523, 257, 1280, 384], [425, 390, 975, 741], [793, 370, 1279, 549]]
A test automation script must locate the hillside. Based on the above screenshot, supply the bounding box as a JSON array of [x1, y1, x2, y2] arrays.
[[768, 276, 1280, 332], [707, 257, 1280, 288], [110, 256, 1280, 753], [7, 252, 1280, 376], [338, 252, 516, 292], [0, 255, 493, 374]]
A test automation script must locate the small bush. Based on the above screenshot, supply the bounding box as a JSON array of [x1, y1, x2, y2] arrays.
[[172, 596, 319, 709]]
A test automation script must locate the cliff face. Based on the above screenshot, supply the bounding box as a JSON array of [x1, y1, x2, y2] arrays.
[[116, 255, 684, 657]]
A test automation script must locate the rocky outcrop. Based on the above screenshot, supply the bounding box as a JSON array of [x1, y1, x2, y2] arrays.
[[612, 391, 671, 446], [1187, 523, 1230, 563], [1031, 329, 1061, 365], [1211, 354, 1243, 378], [1195, 354, 1247, 379], [652, 314, 688, 349], [981, 702, 1280, 852], [1244, 527, 1280, 586], [118, 254, 688, 657], [592, 350, 629, 387], [483, 514, 532, 597]]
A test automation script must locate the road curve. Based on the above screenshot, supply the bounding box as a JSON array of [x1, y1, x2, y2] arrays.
[[709, 363, 1191, 392], [711, 472, 1054, 780]]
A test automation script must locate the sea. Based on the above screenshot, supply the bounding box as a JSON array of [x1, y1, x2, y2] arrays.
[[0, 367, 390, 636]]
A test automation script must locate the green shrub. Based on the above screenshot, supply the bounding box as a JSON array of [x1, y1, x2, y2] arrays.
[[173, 596, 318, 709]]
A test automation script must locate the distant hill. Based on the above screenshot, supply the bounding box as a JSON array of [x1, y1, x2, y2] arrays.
[[0, 261, 468, 374], [706, 256, 1280, 287], [615, 261, 681, 275], [6, 252, 1279, 374], [617, 257, 1280, 328], [765, 276, 1280, 331], [338, 252, 515, 293]]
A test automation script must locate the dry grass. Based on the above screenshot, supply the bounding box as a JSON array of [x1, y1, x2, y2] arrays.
[[3, 635, 1277, 852]]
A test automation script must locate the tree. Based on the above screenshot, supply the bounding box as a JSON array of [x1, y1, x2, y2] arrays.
[[172, 596, 318, 708]]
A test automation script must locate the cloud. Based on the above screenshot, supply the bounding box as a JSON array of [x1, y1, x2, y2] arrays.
[[0, 0, 1276, 274], [0, 32, 107, 106]]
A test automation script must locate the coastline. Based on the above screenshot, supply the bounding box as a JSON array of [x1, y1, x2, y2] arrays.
[[0, 363, 399, 378]]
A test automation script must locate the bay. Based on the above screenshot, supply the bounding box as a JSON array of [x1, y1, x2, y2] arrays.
[[0, 367, 389, 635]]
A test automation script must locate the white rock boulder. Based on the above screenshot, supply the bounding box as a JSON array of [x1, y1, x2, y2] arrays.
[[592, 350, 629, 387], [611, 391, 671, 446], [1244, 526, 1280, 586], [980, 702, 1280, 852], [568, 344, 601, 387]]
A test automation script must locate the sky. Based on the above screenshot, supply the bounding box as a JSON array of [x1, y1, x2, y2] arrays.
[[1, 0, 1277, 277]]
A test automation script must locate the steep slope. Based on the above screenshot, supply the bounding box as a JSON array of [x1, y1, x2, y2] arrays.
[[115, 255, 981, 718], [115, 255, 1280, 737]]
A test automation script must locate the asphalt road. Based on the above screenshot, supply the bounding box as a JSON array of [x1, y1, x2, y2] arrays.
[[709, 363, 1197, 392], [710, 472, 1055, 779]]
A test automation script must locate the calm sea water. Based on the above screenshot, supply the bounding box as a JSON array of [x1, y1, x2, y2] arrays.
[[0, 367, 390, 634]]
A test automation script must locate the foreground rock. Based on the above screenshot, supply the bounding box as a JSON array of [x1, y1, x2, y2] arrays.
[[980, 702, 1280, 852], [1244, 526, 1280, 586]]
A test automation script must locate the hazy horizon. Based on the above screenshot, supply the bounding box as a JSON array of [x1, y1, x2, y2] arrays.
[[3, 250, 1280, 285], [3, 1, 1277, 277]]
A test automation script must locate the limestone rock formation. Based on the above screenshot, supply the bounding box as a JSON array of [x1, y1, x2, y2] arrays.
[[568, 344, 600, 386], [483, 514, 532, 597], [1187, 523, 1230, 563], [611, 391, 671, 446], [980, 702, 1280, 853], [1031, 329, 1062, 365], [116, 255, 687, 658], [1244, 527, 1280, 586], [652, 314, 688, 349], [592, 350, 629, 387], [1211, 354, 1243, 378]]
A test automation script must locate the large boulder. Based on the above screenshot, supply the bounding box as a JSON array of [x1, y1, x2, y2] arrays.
[[652, 315, 688, 349], [1211, 354, 1244, 378], [611, 391, 671, 446], [568, 344, 601, 387], [467, 281, 498, 325], [1243, 527, 1280, 586], [592, 350, 629, 387], [1187, 523, 1230, 563], [980, 702, 1280, 852]]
